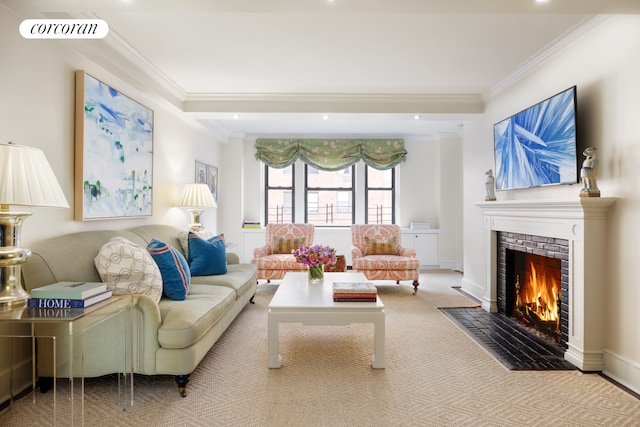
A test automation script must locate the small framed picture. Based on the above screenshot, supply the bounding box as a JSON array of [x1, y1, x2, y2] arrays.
[[195, 161, 207, 184], [207, 165, 218, 202]]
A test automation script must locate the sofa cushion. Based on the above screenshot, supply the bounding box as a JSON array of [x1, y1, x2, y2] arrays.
[[272, 236, 305, 254], [191, 263, 258, 297], [94, 237, 163, 303], [363, 236, 398, 256], [157, 284, 235, 349], [177, 229, 215, 256], [147, 239, 191, 301], [187, 232, 227, 276]]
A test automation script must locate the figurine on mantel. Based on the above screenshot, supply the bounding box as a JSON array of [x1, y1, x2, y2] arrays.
[[580, 147, 600, 197], [485, 169, 496, 201]]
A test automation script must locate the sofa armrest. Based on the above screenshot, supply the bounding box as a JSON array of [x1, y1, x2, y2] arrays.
[[131, 294, 162, 373], [253, 245, 271, 259], [227, 252, 239, 264], [397, 246, 417, 257], [351, 245, 363, 260]]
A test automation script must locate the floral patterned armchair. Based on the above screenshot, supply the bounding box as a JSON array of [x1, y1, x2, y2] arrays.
[[252, 223, 315, 281], [351, 224, 420, 294]]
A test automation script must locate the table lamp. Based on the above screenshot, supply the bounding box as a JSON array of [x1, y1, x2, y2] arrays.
[[0, 141, 69, 309], [176, 183, 217, 232]]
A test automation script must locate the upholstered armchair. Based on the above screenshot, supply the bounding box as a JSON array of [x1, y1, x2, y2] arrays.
[[252, 223, 315, 281], [351, 224, 420, 294]]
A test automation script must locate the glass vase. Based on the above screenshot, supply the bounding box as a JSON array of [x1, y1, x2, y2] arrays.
[[308, 265, 324, 284]]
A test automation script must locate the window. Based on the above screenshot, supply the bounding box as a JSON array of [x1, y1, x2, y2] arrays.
[[305, 165, 354, 226], [366, 166, 395, 224], [265, 165, 294, 224], [263, 163, 396, 225]]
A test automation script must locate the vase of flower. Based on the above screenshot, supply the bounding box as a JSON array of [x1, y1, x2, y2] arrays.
[[308, 264, 324, 284], [294, 244, 337, 284]]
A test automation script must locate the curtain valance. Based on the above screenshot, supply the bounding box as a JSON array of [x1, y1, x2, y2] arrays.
[[254, 138, 407, 171]]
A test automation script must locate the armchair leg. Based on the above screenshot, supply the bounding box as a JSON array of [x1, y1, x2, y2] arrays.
[[250, 294, 255, 304], [175, 374, 190, 397], [412, 280, 419, 295]]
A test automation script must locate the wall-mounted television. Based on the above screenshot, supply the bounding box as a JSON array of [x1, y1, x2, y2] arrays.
[[493, 86, 578, 191]]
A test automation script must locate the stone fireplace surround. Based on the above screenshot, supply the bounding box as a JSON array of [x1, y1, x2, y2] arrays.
[[477, 198, 616, 371]]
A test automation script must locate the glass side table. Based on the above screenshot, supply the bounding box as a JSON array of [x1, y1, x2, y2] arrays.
[[0, 295, 133, 426]]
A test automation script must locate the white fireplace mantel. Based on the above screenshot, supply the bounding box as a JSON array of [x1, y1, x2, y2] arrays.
[[477, 198, 616, 371]]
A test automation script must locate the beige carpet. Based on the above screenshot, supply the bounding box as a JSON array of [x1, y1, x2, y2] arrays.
[[2, 271, 639, 426]]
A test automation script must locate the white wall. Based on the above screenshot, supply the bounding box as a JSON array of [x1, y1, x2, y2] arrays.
[[461, 15, 640, 394], [0, 7, 222, 246]]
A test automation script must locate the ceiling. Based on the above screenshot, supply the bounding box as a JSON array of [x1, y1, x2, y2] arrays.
[[3, 0, 640, 139]]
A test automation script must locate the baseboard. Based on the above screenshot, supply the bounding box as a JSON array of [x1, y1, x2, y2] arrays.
[[438, 261, 463, 272], [460, 277, 484, 301], [602, 348, 640, 396]]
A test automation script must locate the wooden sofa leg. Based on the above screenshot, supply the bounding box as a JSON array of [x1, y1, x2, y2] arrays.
[[175, 374, 190, 397], [412, 281, 419, 295]]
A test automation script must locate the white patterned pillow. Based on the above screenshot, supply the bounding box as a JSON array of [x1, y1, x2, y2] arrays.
[[177, 230, 215, 256], [94, 237, 163, 303]]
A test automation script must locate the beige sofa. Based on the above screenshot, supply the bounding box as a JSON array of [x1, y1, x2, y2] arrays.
[[21, 224, 257, 397]]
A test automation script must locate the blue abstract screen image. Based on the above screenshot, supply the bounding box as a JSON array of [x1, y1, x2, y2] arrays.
[[494, 86, 577, 190]]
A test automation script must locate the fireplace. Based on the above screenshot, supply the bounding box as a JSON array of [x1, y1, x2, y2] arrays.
[[476, 198, 615, 371], [497, 232, 569, 349]]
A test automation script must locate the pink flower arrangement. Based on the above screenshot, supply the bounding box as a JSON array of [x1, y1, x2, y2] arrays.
[[294, 244, 337, 267]]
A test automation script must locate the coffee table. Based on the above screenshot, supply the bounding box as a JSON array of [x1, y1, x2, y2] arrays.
[[267, 271, 385, 369]]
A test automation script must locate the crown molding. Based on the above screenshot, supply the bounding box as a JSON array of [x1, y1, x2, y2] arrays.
[[490, 15, 612, 98]]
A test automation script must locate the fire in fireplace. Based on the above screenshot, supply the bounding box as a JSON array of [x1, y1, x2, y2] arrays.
[[510, 253, 562, 342]]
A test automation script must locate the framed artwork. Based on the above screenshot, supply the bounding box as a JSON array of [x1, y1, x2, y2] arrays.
[[74, 70, 154, 220], [195, 161, 207, 184], [207, 165, 218, 202]]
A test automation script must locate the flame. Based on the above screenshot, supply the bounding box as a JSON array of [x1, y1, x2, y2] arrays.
[[519, 260, 559, 322]]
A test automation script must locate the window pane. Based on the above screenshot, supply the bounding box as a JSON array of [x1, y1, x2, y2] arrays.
[[367, 190, 393, 224], [267, 189, 293, 223], [267, 165, 293, 185], [266, 165, 294, 224], [367, 167, 392, 188], [306, 190, 353, 226], [307, 166, 352, 188]]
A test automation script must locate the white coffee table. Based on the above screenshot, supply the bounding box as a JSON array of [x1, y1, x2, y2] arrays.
[[268, 271, 385, 369]]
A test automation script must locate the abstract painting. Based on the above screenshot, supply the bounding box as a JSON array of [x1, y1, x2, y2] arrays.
[[75, 70, 153, 220], [493, 86, 578, 191]]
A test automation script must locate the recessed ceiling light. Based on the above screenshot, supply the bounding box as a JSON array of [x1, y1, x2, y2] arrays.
[[414, 115, 421, 120], [535, 0, 549, 3], [232, 114, 239, 119], [322, 114, 329, 120]]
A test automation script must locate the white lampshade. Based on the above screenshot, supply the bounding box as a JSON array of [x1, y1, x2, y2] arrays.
[[176, 183, 217, 208], [0, 141, 69, 209]]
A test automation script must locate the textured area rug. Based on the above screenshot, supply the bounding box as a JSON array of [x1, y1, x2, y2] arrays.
[[2, 271, 640, 426], [439, 307, 576, 371]]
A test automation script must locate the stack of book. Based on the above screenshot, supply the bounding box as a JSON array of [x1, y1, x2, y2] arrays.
[[242, 220, 261, 229], [332, 282, 377, 302], [28, 282, 112, 309]]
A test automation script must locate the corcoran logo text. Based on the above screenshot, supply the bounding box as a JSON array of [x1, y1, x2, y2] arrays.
[[20, 19, 109, 39]]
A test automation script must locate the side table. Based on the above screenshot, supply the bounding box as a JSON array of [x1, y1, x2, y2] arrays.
[[0, 295, 133, 426]]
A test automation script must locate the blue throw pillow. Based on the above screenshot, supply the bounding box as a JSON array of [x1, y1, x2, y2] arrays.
[[147, 239, 191, 300], [187, 232, 228, 276]]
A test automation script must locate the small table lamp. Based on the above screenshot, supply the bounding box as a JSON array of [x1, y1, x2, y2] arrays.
[[0, 141, 69, 309], [176, 183, 217, 232]]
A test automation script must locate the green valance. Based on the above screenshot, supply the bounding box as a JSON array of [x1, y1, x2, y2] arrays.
[[254, 138, 407, 171]]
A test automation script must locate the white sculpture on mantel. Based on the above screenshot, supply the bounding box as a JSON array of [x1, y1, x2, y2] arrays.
[[580, 147, 600, 198], [485, 169, 496, 201]]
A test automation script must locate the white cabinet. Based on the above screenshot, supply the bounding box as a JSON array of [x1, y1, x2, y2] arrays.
[[242, 229, 266, 263], [400, 229, 440, 268]]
